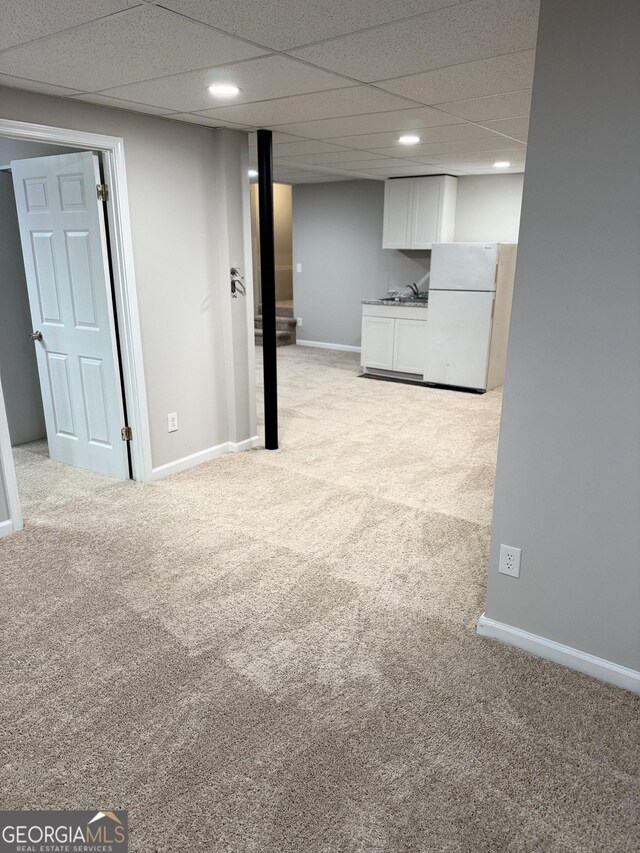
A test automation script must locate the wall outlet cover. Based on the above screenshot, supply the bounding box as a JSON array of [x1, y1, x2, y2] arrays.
[[167, 412, 178, 432], [499, 544, 521, 578], [296, 263, 302, 273], [297, 317, 303, 327]]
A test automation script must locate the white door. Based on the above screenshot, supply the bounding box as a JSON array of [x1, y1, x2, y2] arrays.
[[392, 318, 427, 374], [11, 152, 129, 479], [382, 179, 413, 249], [424, 291, 494, 390], [361, 316, 395, 369]]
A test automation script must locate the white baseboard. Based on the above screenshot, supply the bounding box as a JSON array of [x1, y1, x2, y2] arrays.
[[230, 435, 259, 452], [477, 614, 640, 694], [150, 435, 258, 481], [296, 339, 361, 353], [0, 518, 15, 539]]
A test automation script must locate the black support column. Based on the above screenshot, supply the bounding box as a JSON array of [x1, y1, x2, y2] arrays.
[[257, 129, 279, 449]]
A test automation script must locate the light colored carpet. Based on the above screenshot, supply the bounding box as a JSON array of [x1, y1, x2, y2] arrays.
[[12, 439, 118, 512], [1, 346, 638, 853]]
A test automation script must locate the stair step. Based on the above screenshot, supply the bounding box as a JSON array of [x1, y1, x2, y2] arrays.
[[254, 315, 297, 331], [258, 305, 294, 318], [254, 328, 294, 347]]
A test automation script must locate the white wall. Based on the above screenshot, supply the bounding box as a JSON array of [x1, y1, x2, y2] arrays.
[[484, 0, 640, 675], [292, 174, 522, 348], [454, 174, 523, 242], [0, 138, 77, 447], [0, 87, 255, 489]]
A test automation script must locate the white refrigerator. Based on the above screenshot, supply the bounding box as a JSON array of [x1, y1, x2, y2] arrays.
[[424, 242, 517, 392]]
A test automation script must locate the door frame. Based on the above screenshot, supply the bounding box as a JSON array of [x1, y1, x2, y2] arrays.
[[0, 118, 152, 536]]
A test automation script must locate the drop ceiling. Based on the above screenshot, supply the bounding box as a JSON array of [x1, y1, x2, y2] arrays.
[[0, 0, 538, 183]]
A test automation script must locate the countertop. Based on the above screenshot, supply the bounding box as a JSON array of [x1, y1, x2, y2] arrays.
[[362, 298, 429, 307]]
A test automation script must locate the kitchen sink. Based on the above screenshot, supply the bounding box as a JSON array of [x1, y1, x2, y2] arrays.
[[379, 295, 428, 302]]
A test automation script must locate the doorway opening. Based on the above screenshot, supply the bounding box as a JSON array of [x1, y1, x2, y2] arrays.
[[0, 119, 151, 539], [0, 138, 129, 526], [250, 181, 296, 347]]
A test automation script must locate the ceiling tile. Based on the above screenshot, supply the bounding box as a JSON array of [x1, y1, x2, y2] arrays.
[[98, 55, 352, 112], [325, 122, 498, 150], [0, 5, 266, 91], [414, 146, 526, 165], [0, 73, 82, 96], [274, 172, 355, 183], [168, 113, 253, 129], [289, 0, 539, 82], [159, 0, 464, 51], [269, 107, 465, 139], [377, 50, 536, 105], [478, 115, 529, 141], [325, 158, 425, 170], [193, 86, 415, 126], [358, 165, 464, 176], [274, 150, 382, 165], [0, 0, 137, 51], [71, 93, 176, 115], [271, 139, 353, 157], [369, 135, 526, 158], [462, 165, 524, 173], [435, 89, 532, 121], [248, 131, 312, 147]]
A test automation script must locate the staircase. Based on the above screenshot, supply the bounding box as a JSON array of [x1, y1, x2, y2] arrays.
[[255, 304, 297, 347]]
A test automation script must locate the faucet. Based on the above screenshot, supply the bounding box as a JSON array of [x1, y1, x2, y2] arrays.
[[407, 282, 420, 297]]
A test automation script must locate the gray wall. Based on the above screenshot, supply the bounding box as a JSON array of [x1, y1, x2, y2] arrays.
[[0, 172, 46, 445], [292, 180, 430, 348], [0, 139, 77, 446], [213, 127, 256, 444], [0, 87, 255, 482], [292, 174, 523, 348], [484, 0, 640, 670]]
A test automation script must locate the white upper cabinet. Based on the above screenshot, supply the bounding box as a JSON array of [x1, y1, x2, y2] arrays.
[[382, 178, 414, 248], [382, 176, 457, 250]]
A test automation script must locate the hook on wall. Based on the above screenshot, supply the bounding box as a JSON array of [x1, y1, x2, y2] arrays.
[[230, 267, 246, 298]]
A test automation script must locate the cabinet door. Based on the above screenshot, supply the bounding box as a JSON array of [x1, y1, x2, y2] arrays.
[[361, 316, 395, 369], [411, 177, 442, 249], [392, 318, 427, 374], [383, 179, 413, 248]]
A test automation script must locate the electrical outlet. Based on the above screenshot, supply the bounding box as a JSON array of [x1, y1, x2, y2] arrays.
[[499, 544, 521, 578], [167, 412, 178, 433], [297, 317, 303, 327], [296, 263, 302, 273]]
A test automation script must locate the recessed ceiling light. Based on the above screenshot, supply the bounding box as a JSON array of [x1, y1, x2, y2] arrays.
[[493, 161, 511, 168], [398, 134, 421, 145], [208, 83, 241, 97], [248, 169, 258, 178]]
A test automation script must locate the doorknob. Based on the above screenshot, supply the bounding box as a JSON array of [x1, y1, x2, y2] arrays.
[[29, 330, 43, 342]]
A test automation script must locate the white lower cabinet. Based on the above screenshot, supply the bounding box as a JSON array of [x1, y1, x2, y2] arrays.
[[361, 315, 395, 369], [361, 305, 427, 376], [393, 318, 428, 373]]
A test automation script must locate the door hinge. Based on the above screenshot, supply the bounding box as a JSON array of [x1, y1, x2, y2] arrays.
[[97, 183, 109, 202], [121, 426, 133, 441]]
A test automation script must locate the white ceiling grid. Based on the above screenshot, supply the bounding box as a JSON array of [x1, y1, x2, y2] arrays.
[[0, 0, 539, 182]]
